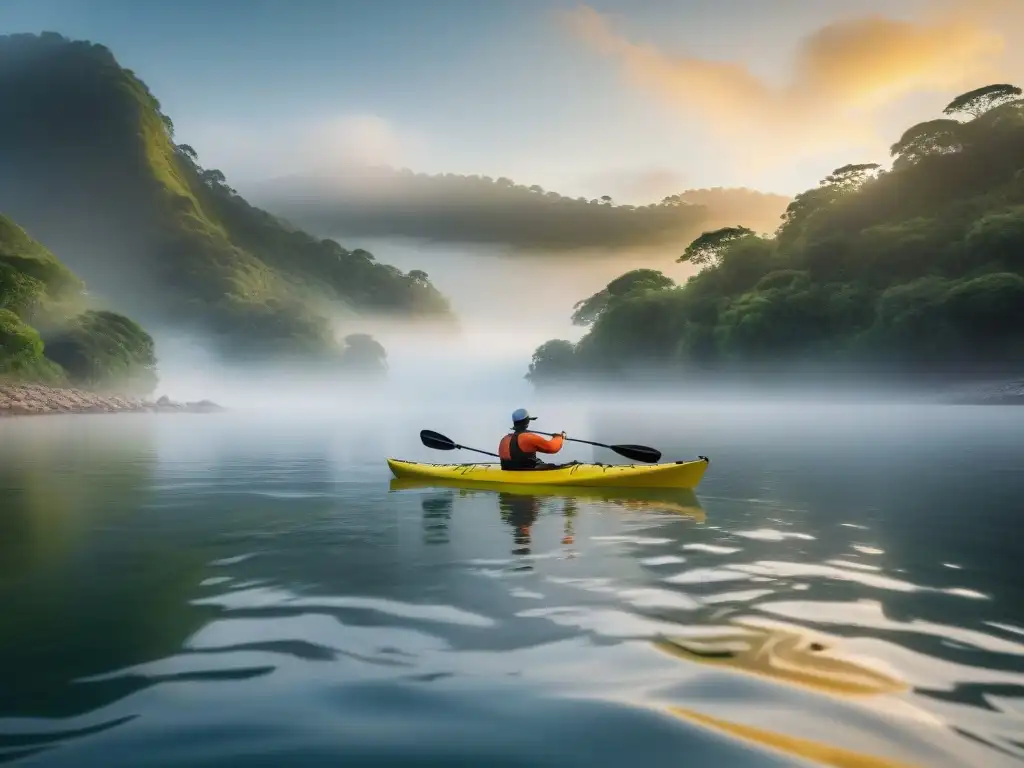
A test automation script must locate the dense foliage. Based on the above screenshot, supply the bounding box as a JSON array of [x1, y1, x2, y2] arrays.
[[0, 309, 62, 381], [0, 32, 449, 365], [0, 214, 156, 391], [261, 169, 790, 250], [43, 310, 158, 395], [0, 214, 81, 314], [527, 85, 1024, 385]]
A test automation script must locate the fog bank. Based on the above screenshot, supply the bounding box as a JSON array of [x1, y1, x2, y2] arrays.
[[150, 236, 701, 410]]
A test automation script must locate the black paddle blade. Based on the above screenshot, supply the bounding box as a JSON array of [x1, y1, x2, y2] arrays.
[[610, 444, 662, 463], [420, 430, 456, 451]]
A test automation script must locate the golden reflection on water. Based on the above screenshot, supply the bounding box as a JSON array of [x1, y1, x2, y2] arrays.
[[650, 621, 932, 767], [0, 417, 212, 720], [666, 706, 921, 768], [653, 620, 908, 698], [0, 417, 155, 575]]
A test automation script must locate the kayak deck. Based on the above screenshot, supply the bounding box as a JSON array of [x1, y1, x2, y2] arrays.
[[386, 457, 709, 490]]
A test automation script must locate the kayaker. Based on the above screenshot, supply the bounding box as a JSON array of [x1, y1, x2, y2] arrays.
[[498, 408, 566, 470]]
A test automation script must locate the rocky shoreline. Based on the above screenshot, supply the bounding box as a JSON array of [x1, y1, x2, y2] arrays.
[[0, 382, 225, 417]]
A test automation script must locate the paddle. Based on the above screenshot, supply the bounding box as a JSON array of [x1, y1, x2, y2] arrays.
[[532, 431, 662, 464], [419, 429, 661, 464], [419, 429, 500, 459]]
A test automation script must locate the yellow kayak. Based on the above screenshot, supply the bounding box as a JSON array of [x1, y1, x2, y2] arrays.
[[385, 456, 709, 490]]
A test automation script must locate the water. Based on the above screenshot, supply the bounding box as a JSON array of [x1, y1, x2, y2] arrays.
[[1, 402, 1023, 767]]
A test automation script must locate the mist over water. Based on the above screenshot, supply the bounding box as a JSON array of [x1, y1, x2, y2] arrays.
[[354, 237, 690, 330], [150, 237, 697, 411], [145, 235, 999, 418], [150, 327, 539, 417]]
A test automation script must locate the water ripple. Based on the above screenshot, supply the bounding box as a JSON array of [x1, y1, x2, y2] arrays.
[[191, 587, 496, 628], [4, 407, 1023, 767], [754, 600, 1024, 658]]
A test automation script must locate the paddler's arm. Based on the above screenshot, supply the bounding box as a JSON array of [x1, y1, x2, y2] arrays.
[[521, 431, 565, 454]]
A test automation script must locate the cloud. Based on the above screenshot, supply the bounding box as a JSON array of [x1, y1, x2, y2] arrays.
[[563, 3, 1012, 171], [183, 113, 424, 183]]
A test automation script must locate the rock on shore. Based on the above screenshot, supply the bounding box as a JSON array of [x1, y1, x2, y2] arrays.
[[0, 383, 225, 417]]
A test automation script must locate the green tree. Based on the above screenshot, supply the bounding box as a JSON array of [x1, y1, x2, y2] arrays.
[[175, 143, 199, 163], [943, 84, 1023, 120], [0, 263, 44, 315], [575, 289, 691, 368], [1, 309, 43, 372], [679, 226, 754, 267], [713, 279, 836, 362], [890, 119, 963, 168], [525, 339, 576, 386], [823, 163, 882, 190], [43, 310, 158, 394], [964, 206, 1024, 272], [571, 269, 675, 326]]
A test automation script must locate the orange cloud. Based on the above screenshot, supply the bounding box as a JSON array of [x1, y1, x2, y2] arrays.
[[563, 4, 1011, 170]]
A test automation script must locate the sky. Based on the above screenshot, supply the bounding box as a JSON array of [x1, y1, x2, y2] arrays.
[[2, 0, 1023, 200]]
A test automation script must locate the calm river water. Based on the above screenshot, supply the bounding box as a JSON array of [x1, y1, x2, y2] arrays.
[[1, 401, 1022, 766]]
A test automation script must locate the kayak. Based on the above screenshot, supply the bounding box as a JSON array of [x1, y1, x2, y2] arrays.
[[385, 456, 709, 490], [388, 476, 706, 519]]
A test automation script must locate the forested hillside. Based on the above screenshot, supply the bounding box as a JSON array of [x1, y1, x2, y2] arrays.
[[1, 214, 157, 394], [0, 32, 452, 365], [527, 85, 1024, 386], [259, 168, 790, 250]]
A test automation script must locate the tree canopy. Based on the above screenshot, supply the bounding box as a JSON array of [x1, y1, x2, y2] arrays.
[[571, 269, 677, 327], [526, 83, 1024, 386], [44, 310, 158, 395], [526, 340, 577, 387], [679, 227, 754, 267], [943, 84, 1022, 120], [0, 213, 158, 391]]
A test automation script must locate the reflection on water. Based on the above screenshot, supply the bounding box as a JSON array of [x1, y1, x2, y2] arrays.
[[420, 494, 452, 546], [387, 469, 1024, 766], [394, 477, 704, 571], [389, 475, 708, 521], [665, 706, 922, 768], [0, 407, 1022, 767], [498, 492, 540, 559], [496, 492, 578, 562], [653, 619, 909, 697]]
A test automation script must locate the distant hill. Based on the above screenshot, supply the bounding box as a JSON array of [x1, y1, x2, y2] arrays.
[[253, 166, 791, 251], [0, 32, 453, 365]]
